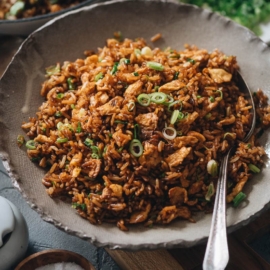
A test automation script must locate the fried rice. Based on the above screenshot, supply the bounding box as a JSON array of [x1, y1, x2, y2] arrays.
[[20, 36, 270, 230], [0, 0, 86, 20]]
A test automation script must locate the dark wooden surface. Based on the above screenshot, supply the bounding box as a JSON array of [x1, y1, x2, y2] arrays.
[[169, 209, 270, 269]]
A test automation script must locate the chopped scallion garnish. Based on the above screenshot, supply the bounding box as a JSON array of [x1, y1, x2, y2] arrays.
[[133, 72, 139, 76], [137, 93, 151, 106], [26, 140, 36, 150], [170, 110, 179, 125], [150, 92, 167, 104], [187, 58, 196, 64], [76, 122, 82, 133], [56, 93, 64, 99], [248, 164, 260, 173], [127, 101, 135, 112], [209, 96, 215, 103], [233, 192, 246, 207], [146, 61, 164, 71], [111, 62, 119, 75], [217, 89, 223, 99], [134, 124, 140, 140], [205, 182, 215, 201], [129, 139, 143, 157], [56, 138, 68, 143], [207, 159, 218, 177], [114, 120, 128, 124], [162, 127, 177, 140], [10, 1, 25, 16], [17, 135, 25, 147], [46, 64, 60, 76], [173, 71, 179, 80], [94, 72, 103, 82], [67, 77, 75, 90], [55, 111, 62, 117], [84, 138, 94, 147]]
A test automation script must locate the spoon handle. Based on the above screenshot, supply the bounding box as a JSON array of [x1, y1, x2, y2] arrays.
[[203, 152, 231, 270]]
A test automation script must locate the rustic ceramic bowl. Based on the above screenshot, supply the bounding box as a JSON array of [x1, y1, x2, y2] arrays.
[[15, 249, 95, 270], [0, 0, 95, 36], [0, 0, 270, 250]]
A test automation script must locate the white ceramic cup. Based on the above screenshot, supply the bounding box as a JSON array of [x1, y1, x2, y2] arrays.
[[0, 196, 29, 270]]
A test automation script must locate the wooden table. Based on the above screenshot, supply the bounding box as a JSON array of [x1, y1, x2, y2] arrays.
[[1, 35, 270, 270]]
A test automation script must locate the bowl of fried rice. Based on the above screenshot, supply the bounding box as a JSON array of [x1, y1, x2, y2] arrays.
[[0, 0, 95, 36], [1, 0, 270, 250]]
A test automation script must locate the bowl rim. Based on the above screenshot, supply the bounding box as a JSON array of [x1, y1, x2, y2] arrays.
[[0, 0, 95, 25], [14, 249, 95, 270]]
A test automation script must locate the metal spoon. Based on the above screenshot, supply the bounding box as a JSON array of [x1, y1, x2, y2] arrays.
[[203, 72, 256, 270]]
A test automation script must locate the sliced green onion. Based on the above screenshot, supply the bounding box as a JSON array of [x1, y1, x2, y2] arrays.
[[197, 95, 201, 99], [223, 132, 236, 139], [55, 111, 62, 117], [124, 59, 130, 64], [114, 120, 128, 125], [26, 140, 36, 150], [205, 113, 212, 120], [134, 49, 141, 57], [217, 89, 223, 99], [92, 153, 100, 159], [247, 143, 251, 149], [10, 1, 25, 16], [168, 100, 182, 111], [90, 145, 100, 154], [146, 61, 164, 71], [205, 182, 215, 201], [17, 135, 25, 147], [134, 124, 140, 140], [46, 64, 60, 76], [248, 164, 260, 173], [127, 101, 135, 112], [129, 139, 143, 157], [173, 71, 179, 80], [177, 111, 185, 120], [187, 58, 196, 64], [72, 202, 86, 211], [169, 54, 180, 59], [164, 95, 174, 105], [71, 104, 75, 109], [103, 145, 108, 156], [67, 77, 75, 90], [137, 93, 151, 106], [76, 122, 82, 133], [56, 138, 68, 143], [226, 107, 231, 117], [111, 62, 119, 75], [154, 86, 159, 91], [84, 138, 94, 147], [233, 192, 247, 207], [94, 72, 103, 82], [133, 72, 139, 76], [209, 96, 215, 103], [207, 159, 218, 177], [113, 31, 123, 42], [57, 122, 63, 130], [170, 110, 179, 125], [56, 93, 64, 99], [150, 92, 167, 104], [162, 127, 177, 140]]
